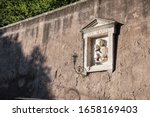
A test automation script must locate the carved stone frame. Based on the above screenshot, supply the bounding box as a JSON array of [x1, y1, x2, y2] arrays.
[[81, 19, 116, 74]]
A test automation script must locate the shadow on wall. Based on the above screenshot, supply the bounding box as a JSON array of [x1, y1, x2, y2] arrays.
[[0, 29, 53, 100], [113, 23, 123, 71]]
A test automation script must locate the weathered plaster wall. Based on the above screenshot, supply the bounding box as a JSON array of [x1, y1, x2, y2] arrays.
[[0, 0, 150, 99]]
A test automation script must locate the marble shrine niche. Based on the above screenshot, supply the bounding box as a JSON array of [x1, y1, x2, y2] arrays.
[[81, 18, 118, 74]]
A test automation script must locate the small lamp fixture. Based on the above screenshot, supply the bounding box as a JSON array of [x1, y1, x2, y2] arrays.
[[72, 52, 86, 76]]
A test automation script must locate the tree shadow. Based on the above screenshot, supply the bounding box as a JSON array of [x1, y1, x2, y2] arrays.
[[0, 29, 52, 100]]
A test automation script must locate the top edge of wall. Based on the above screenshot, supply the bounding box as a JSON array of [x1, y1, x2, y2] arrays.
[[0, 0, 88, 30]]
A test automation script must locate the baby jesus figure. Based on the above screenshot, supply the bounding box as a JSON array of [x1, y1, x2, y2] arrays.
[[94, 38, 108, 64]]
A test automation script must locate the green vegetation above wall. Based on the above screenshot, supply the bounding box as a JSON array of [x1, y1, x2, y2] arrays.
[[0, 0, 79, 27]]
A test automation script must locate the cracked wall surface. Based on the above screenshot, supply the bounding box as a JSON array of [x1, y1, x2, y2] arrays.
[[0, 0, 150, 99]]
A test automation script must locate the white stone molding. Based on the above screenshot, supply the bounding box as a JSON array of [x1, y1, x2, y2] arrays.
[[81, 18, 117, 74]]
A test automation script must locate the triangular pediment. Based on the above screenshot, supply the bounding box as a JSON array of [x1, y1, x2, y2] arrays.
[[81, 18, 115, 31]]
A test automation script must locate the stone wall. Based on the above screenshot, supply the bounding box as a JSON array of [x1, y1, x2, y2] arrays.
[[0, 0, 150, 99]]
